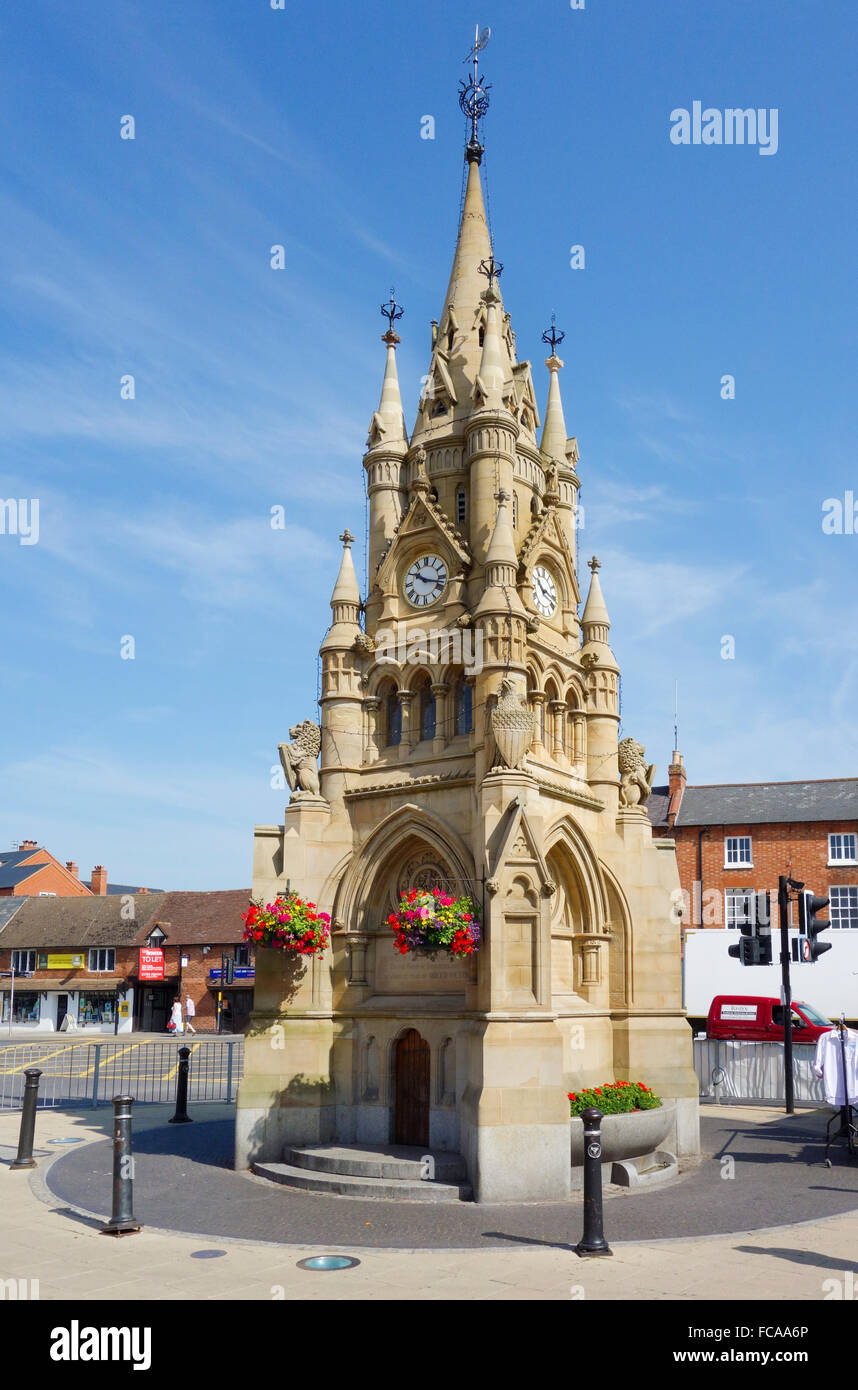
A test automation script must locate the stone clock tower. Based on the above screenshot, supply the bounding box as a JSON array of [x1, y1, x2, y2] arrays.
[[235, 89, 699, 1201]]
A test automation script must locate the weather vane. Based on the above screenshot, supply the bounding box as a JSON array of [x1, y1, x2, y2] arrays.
[[478, 255, 503, 291], [380, 287, 404, 336], [459, 24, 491, 154], [541, 313, 566, 356]]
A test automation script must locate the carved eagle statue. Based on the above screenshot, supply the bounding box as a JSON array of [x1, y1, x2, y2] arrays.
[[490, 678, 534, 770]]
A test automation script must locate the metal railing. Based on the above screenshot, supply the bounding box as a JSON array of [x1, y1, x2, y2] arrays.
[[693, 1038, 825, 1104], [0, 1039, 243, 1110]]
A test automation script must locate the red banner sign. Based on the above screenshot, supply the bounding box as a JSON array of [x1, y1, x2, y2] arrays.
[[139, 947, 165, 981]]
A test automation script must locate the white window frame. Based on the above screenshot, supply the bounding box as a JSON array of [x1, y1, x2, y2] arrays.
[[828, 832, 857, 866], [87, 947, 116, 973], [11, 949, 37, 973], [829, 885, 858, 929], [724, 835, 753, 868], [725, 888, 755, 929]]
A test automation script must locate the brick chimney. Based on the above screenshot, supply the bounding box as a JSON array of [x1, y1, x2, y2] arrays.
[[91, 865, 108, 896], [19, 840, 38, 852], [667, 751, 687, 829], [65, 861, 79, 879]]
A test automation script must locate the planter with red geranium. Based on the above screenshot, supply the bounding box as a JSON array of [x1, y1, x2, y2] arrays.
[[242, 894, 331, 957], [387, 888, 480, 959], [568, 1082, 674, 1166]]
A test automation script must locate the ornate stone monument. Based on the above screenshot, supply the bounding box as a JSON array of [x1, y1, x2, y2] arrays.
[[235, 59, 699, 1201]]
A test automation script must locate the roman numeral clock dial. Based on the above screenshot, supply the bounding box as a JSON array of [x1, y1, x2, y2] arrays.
[[531, 565, 557, 617], [404, 554, 447, 607]]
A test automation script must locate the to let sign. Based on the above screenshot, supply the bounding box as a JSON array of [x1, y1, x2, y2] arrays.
[[139, 947, 165, 981]]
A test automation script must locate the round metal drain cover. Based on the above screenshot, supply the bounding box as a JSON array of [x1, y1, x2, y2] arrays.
[[47, 1138, 85, 1144], [190, 1249, 228, 1259], [297, 1255, 360, 1272]]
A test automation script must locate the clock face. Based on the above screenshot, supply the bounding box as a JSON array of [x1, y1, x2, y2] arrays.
[[404, 554, 448, 607], [531, 565, 557, 617]]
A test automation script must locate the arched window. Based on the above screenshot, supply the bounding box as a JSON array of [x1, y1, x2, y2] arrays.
[[456, 485, 467, 525], [478, 325, 485, 347], [447, 325, 454, 352], [416, 677, 436, 741], [384, 685, 401, 747], [512, 492, 519, 528], [454, 677, 473, 736]]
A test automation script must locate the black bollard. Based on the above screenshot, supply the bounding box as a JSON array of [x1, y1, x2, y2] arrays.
[[575, 1107, 613, 1258], [169, 1045, 193, 1125], [10, 1069, 42, 1170], [100, 1094, 142, 1235]]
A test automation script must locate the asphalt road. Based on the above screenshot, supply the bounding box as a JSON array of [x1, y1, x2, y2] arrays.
[[44, 1107, 858, 1249]]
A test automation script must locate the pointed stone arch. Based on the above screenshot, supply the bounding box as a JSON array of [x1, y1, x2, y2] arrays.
[[600, 861, 634, 1008], [333, 803, 477, 935]]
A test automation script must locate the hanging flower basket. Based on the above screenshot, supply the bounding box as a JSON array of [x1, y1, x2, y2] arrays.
[[242, 894, 331, 957], [388, 888, 481, 959]]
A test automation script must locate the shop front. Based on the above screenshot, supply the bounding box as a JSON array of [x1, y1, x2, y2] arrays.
[[0, 981, 134, 1033]]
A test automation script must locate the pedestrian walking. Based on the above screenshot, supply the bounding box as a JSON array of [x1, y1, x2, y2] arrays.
[[169, 999, 184, 1034], [184, 995, 197, 1034]]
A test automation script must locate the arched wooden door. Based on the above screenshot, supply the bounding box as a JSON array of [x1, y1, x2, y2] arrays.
[[394, 1029, 430, 1147]]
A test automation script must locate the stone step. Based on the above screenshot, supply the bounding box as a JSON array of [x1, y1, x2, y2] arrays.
[[284, 1143, 467, 1184], [252, 1159, 472, 1203]]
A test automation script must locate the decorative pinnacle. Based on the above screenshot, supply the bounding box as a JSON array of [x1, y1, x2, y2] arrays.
[[494, 486, 511, 504], [459, 25, 491, 156], [588, 555, 601, 574], [541, 314, 566, 357], [340, 529, 355, 548], [380, 288, 404, 335], [478, 255, 504, 290]]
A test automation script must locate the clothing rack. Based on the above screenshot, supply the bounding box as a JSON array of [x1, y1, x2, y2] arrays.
[[823, 1015, 857, 1167]]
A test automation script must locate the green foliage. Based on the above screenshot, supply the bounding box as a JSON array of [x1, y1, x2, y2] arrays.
[[567, 1081, 661, 1117]]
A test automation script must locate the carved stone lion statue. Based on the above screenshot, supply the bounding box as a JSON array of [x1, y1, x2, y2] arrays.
[[278, 721, 322, 799], [618, 737, 656, 808]]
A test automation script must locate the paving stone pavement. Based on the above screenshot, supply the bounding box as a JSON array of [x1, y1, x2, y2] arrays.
[[1, 1103, 857, 1301]]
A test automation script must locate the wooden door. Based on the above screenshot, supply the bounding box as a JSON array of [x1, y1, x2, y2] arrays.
[[394, 1029, 430, 1147]]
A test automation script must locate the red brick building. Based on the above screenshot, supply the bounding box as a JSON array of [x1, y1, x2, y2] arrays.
[[648, 753, 858, 934], [0, 842, 158, 898], [0, 889, 253, 1033]]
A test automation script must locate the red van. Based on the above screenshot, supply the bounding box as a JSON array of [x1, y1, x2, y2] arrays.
[[707, 995, 832, 1043]]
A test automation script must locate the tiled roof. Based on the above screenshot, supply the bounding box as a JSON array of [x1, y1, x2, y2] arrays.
[[0, 900, 24, 930], [0, 865, 41, 889], [674, 779, 858, 828], [135, 890, 251, 946], [645, 785, 671, 831], [0, 894, 169, 949]]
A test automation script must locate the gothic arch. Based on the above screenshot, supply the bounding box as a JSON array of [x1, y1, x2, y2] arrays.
[[600, 861, 634, 1007], [544, 817, 610, 933], [333, 803, 476, 935]]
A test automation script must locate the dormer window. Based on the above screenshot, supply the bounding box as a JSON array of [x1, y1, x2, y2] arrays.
[[447, 326, 454, 351], [478, 327, 485, 347], [431, 399, 447, 418]]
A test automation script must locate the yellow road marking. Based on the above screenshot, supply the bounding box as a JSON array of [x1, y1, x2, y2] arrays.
[[5, 1044, 77, 1074], [162, 1041, 202, 1080]]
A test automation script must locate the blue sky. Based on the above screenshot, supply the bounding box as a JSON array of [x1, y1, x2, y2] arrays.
[[1, 0, 855, 889]]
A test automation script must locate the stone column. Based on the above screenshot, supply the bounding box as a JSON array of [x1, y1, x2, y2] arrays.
[[398, 690, 415, 762], [431, 682, 449, 754], [363, 698, 380, 765], [549, 699, 566, 762], [345, 932, 370, 986], [530, 692, 547, 755]]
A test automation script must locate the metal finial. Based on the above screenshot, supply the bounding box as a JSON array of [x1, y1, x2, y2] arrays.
[[541, 313, 566, 356], [459, 24, 491, 155], [478, 255, 504, 290], [340, 528, 355, 548], [380, 289, 404, 334], [588, 555, 601, 574]]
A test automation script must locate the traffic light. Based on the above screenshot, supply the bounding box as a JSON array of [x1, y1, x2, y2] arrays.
[[798, 889, 831, 963], [727, 893, 772, 965], [754, 893, 773, 965]]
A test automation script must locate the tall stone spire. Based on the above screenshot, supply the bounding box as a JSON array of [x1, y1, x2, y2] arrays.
[[324, 528, 361, 635], [483, 486, 520, 589], [441, 152, 498, 330], [540, 353, 570, 466], [581, 554, 613, 652], [368, 330, 408, 456], [473, 283, 507, 409]]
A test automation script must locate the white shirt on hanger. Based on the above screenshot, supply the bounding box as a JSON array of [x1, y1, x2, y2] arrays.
[[812, 1028, 858, 1107]]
